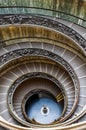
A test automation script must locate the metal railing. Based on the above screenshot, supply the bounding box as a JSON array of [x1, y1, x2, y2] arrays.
[[0, 6, 86, 28]]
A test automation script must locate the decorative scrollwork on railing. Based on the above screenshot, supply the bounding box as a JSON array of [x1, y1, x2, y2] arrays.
[[0, 14, 86, 51], [8, 72, 66, 97], [0, 48, 79, 98]]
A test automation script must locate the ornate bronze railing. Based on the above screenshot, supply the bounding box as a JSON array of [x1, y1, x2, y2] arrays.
[[0, 6, 86, 28]]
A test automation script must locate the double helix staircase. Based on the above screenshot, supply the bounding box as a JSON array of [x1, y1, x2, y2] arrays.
[[0, 37, 86, 129], [0, 1, 86, 129]]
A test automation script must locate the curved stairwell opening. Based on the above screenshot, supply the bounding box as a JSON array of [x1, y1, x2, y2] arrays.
[[0, 0, 86, 130]]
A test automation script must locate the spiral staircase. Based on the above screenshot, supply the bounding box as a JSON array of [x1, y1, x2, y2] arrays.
[[0, 0, 86, 130]]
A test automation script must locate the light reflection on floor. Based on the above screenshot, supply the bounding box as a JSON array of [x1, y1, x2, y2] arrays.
[[26, 97, 63, 124]]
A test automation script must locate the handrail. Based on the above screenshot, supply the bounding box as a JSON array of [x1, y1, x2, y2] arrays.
[[0, 116, 86, 130], [0, 6, 86, 28]]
